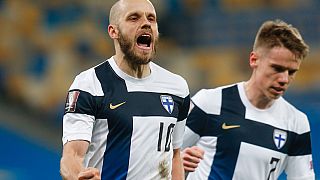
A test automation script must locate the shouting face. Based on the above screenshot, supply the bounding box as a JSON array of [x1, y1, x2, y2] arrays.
[[109, 0, 159, 69]]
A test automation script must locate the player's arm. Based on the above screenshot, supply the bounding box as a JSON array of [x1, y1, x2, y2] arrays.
[[181, 119, 204, 172], [60, 140, 100, 180], [172, 148, 184, 180], [171, 93, 190, 180], [182, 126, 204, 173], [181, 101, 206, 172], [285, 134, 315, 179], [284, 115, 315, 180]]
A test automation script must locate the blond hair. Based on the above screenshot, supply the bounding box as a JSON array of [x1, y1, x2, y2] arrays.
[[253, 19, 309, 60]]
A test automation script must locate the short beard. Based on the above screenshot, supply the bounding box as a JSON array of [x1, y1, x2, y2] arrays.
[[118, 30, 157, 76]]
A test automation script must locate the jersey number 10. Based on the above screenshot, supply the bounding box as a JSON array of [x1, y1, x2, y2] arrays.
[[157, 122, 175, 152]]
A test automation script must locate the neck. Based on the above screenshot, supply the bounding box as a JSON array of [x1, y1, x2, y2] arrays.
[[114, 54, 151, 78], [244, 80, 274, 109]]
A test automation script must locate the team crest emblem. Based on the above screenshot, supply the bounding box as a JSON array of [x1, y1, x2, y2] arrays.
[[160, 95, 174, 114], [273, 129, 287, 149], [65, 91, 80, 112]]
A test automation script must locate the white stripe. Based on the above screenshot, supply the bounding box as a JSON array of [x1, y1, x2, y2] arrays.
[[187, 136, 218, 180], [83, 118, 109, 171], [62, 113, 95, 145]]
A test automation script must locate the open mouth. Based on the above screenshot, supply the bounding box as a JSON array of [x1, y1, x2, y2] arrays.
[[272, 87, 285, 94], [137, 34, 152, 49]]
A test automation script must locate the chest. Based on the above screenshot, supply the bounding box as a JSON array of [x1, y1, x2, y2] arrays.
[[97, 91, 182, 129], [205, 113, 295, 155]]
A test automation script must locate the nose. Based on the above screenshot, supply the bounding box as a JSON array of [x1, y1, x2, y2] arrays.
[[141, 15, 151, 28], [278, 71, 289, 85]]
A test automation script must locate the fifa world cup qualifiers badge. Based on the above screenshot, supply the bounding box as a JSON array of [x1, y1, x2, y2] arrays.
[[65, 91, 80, 113]]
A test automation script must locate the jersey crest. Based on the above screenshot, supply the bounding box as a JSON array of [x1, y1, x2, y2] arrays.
[[160, 95, 174, 114], [273, 129, 287, 149]]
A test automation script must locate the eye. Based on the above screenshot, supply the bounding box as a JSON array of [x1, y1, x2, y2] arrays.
[[288, 70, 297, 76], [148, 15, 156, 22], [272, 66, 284, 73], [129, 16, 138, 21], [128, 14, 139, 21]]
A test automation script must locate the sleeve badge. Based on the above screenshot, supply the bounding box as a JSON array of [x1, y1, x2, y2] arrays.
[[65, 91, 80, 113]]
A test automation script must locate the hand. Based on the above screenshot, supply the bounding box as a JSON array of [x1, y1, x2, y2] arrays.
[[182, 146, 204, 172], [78, 167, 101, 180]]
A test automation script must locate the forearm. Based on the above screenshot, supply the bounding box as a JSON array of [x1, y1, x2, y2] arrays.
[[172, 149, 184, 180], [60, 154, 84, 180], [60, 141, 89, 180]]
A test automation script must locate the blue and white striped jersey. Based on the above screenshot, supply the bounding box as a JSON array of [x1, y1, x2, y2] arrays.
[[183, 82, 315, 180], [62, 57, 190, 179]]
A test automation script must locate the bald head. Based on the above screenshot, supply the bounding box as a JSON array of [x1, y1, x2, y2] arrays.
[[109, 0, 155, 25], [109, 1, 121, 25]]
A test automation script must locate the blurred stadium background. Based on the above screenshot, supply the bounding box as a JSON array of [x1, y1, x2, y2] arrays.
[[0, 0, 319, 179]]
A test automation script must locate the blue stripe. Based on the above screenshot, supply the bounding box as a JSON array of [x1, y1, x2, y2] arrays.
[[208, 85, 245, 179], [187, 105, 221, 137], [64, 89, 101, 116], [288, 132, 311, 156], [178, 95, 190, 121], [95, 62, 130, 179]]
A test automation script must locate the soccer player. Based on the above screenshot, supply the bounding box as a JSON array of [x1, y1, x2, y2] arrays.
[[182, 19, 315, 180], [60, 0, 190, 179]]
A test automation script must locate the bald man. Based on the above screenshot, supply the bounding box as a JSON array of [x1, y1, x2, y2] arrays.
[[60, 0, 190, 179]]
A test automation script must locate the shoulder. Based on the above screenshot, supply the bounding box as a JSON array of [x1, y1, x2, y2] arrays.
[[69, 62, 106, 96], [192, 83, 235, 114], [279, 97, 310, 134], [151, 62, 189, 98]]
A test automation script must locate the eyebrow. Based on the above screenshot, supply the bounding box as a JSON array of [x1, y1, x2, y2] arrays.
[[126, 11, 156, 18], [126, 12, 139, 17], [271, 64, 298, 72]]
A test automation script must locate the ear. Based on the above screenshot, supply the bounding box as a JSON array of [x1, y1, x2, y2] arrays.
[[249, 51, 259, 68], [108, 24, 119, 39]]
